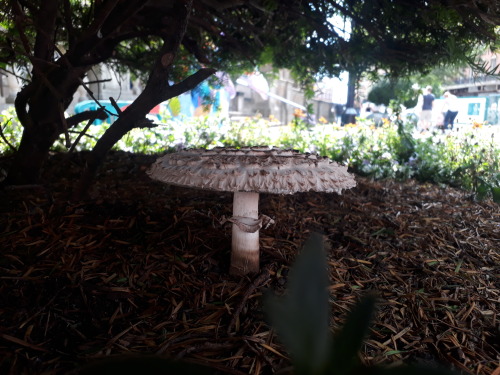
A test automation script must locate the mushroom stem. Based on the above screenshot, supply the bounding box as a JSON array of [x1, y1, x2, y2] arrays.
[[230, 191, 260, 275]]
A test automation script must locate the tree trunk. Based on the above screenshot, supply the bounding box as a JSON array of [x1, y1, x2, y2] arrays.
[[3, 128, 56, 185], [72, 68, 216, 200], [3, 69, 83, 185]]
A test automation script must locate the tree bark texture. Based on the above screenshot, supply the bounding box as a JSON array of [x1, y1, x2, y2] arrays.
[[3, 0, 146, 187], [72, 67, 215, 200], [3, 0, 215, 196], [4, 66, 87, 185]]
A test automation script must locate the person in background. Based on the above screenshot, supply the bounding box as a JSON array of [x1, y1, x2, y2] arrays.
[[487, 102, 498, 125], [443, 91, 459, 130], [418, 85, 435, 131]]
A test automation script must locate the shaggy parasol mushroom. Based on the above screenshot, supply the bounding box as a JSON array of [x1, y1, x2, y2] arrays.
[[147, 147, 356, 275]]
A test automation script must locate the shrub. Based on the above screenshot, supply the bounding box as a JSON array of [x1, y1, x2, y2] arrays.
[[1, 106, 498, 202], [0, 106, 23, 153]]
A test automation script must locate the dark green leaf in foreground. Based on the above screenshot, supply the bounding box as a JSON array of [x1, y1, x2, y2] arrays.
[[265, 233, 460, 375], [265, 233, 331, 374], [329, 293, 378, 374], [491, 187, 500, 203], [476, 181, 489, 201]]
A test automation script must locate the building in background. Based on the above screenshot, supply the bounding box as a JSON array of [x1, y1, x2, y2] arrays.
[[0, 69, 21, 112], [1, 65, 354, 126], [231, 68, 349, 124], [443, 50, 500, 125], [0, 64, 140, 114]]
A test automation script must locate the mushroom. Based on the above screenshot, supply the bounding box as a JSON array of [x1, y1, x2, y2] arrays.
[[147, 147, 356, 275]]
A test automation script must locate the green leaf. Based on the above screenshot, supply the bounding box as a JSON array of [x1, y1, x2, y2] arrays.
[[168, 97, 181, 117], [264, 233, 331, 375], [492, 187, 500, 203], [329, 293, 378, 374], [476, 181, 489, 201]]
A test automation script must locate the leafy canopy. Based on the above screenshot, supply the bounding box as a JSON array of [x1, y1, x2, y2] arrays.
[[0, 0, 498, 86]]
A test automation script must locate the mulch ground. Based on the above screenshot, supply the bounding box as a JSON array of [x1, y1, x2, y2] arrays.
[[0, 151, 499, 375]]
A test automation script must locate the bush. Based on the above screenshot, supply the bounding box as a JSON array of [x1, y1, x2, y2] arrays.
[[0, 106, 23, 154], [1, 106, 498, 202]]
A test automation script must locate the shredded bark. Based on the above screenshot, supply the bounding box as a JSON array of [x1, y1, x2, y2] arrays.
[[0, 151, 498, 374]]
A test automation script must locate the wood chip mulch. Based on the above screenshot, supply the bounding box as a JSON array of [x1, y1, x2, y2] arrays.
[[0, 151, 499, 375]]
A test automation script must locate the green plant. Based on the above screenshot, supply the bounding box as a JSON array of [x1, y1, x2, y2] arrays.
[[265, 233, 458, 375], [0, 106, 23, 153], [450, 128, 500, 202], [1, 105, 499, 202], [368, 79, 420, 108], [222, 115, 275, 148], [412, 126, 500, 202]]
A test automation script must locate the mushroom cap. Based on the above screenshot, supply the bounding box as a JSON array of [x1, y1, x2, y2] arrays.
[[147, 147, 356, 194]]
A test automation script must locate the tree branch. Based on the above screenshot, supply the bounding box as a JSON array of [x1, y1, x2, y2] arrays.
[[62, 0, 76, 48], [68, 111, 104, 153], [161, 68, 216, 102], [72, 0, 215, 200], [10, 1, 33, 59], [14, 83, 35, 131], [68, 0, 146, 64], [78, 0, 121, 47], [66, 109, 107, 128], [182, 37, 212, 64], [33, 0, 58, 61], [0, 119, 17, 152]]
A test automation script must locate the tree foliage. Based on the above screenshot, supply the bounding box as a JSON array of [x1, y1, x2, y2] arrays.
[[0, 0, 499, 196], [368, 79, 418, 108], [367, 62, 478, 108]]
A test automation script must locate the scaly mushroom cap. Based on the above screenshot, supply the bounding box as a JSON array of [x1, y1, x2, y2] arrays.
[[147, 147, 356, 194]]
